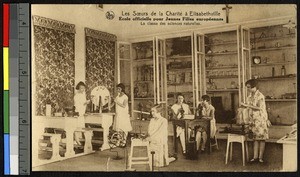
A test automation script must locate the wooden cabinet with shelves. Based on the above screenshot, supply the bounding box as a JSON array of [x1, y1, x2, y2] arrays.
[[132, 41, 154, 99], [130, 41, 155, 118], [250, 23, 297, 126], [130, 38, 168, 118], [203, 29, 241, 123], [116, 17, 297, 128], [166, 36, 194, 111]]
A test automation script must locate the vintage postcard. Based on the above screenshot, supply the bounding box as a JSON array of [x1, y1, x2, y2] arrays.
[[30, 4, 297, 172]]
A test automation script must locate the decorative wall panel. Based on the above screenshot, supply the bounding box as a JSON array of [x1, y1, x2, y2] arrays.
[[85, 28, 116, 99], [33, 15, 75, 115]]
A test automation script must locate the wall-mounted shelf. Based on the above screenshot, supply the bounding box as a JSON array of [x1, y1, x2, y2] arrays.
[[251, 61, 296, 67], [250, 25, 297, 126], [168, 82, 193, 86], [252, 46, 296, 52], [167, 55, 192, 60], [206, 65, 238, 70], [251, 35, 296, 43], [256, 75, 296, 81], [206, 51, 238, 56], [205, 40, 237, 46], [168, 68, 192, 71], [265, 99, 297, 102], [207, 89, 239, 92], [207, 75, 238, 79]]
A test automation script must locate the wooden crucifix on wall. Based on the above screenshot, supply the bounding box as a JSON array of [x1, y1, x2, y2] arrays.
[[222, 4, 232, 23]]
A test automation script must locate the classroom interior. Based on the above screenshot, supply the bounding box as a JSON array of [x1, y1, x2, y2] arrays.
[[31, 4, 297, 172]]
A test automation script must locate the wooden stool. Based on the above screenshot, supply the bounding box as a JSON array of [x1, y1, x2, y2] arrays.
[[128, 138, 152, 171], [225, 134, 249, 166]]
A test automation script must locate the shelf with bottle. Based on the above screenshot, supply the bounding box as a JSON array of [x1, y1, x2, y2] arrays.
[[255, 74, 296, 81], [167, 60, 192, 70], [252, 45, 296, 52], [167, 68, 193, 72], [251, 61, 296, 67], [206, 69, 238, 77], [167, 55, 192, 60], [132, 41, 153, 60], [250, 34, 296, 43], [168, 82, 193, 86], [205, 40, 237, 46], [134, 64, 154, 81], [206, 65, 238, 70], [206, 51, 238, 56], [207, 75, 238, 79]]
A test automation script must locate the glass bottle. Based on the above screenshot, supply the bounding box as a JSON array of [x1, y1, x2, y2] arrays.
[[281, 65, 286, 76], [276, 115, 281, 125]]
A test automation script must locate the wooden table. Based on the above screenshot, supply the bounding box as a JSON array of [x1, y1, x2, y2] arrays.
[[173, 118, 211, 154]]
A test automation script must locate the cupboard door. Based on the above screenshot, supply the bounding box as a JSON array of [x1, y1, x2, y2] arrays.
[[131, 40, 154, 120], [153, 37, 168, 117], [117, 42, 133, 116], [238, 26, 251, 105], [193, 33, 206, 109]]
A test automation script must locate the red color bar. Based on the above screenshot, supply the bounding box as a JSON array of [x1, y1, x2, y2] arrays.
[[3, 4, 10, 47]]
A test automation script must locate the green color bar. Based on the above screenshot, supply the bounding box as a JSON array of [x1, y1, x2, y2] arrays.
[[4, 91, 9, 133]]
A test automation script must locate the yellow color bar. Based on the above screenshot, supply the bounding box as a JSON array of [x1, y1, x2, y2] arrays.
[[3, 47, 9, 90]]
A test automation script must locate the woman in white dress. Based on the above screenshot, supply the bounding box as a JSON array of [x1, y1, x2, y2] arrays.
[[114, 83, 132, 139], [74, 81, 90, 145], [145, 104, 176, 167], [171, 93, 191, 154], [195, 94, 217, 152]]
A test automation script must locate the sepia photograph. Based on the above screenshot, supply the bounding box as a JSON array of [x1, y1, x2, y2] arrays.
[[30, 4, 297, 172]]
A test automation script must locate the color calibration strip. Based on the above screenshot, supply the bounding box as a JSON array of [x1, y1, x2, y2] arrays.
[[10, 4, 20, 175], [3, 3, 30, 175], [3, 3, 11, 175]]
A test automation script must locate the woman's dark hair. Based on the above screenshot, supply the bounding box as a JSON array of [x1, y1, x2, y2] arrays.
[[245, 79, 258, 88], [152, 103, 164, 113], [116, 83, 125, 93], [201, 95, 211, 102], [75, 81, 86, 90], [176, 93, 186, 104]]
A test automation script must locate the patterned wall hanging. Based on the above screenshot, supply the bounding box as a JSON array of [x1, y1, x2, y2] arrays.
[[85, 27, 117, 99], [33, 15, 76, 116]]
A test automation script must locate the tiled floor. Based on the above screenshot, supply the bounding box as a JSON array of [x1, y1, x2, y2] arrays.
[[33, 138, 284, 172]]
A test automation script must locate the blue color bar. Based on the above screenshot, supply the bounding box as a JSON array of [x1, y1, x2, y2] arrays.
[[4, 134, 10, 174]]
